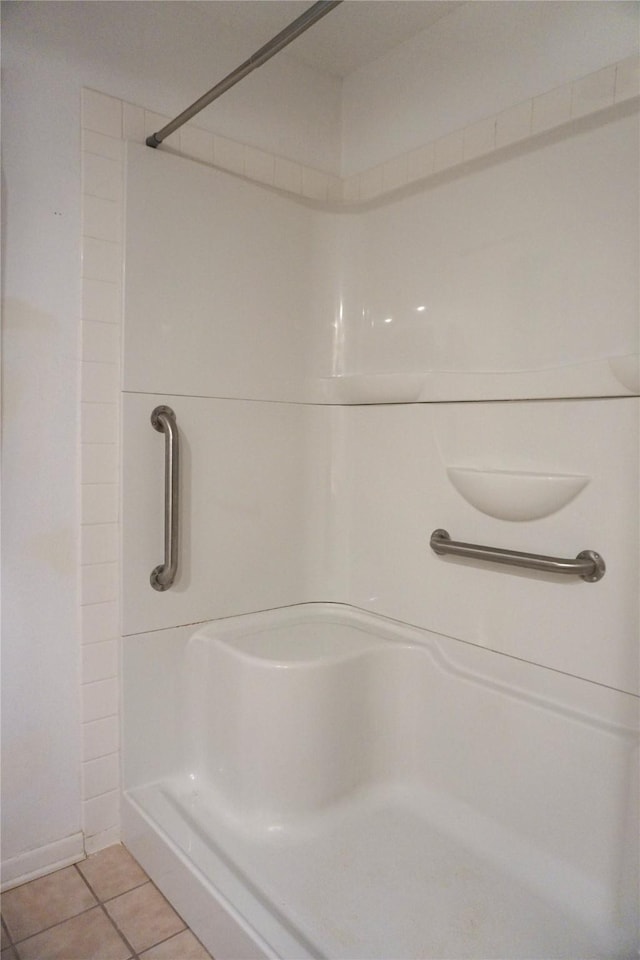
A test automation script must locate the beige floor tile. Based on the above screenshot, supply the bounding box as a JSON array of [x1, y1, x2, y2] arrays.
[[1, 866, 96, 942], [105, 881, 186, 953], [1, 922, 10, 950], [17, 907, 131, 960], [1, 948, 18, 960], [139, 928, 214, 959], [77, 843, 148, 901]]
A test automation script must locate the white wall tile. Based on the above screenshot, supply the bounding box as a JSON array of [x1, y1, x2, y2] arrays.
[[82, 89, 122, 139], [81, 523, 119, 565], [81, 601, 119, 645], [83, 152, 122, 201], [341, 175, 360, 204], [83, 195, 121, 243], [81, 562, 119, 605], [82, 639, 118, 684], [407, 143, 435, 183], [180, 125, 213, 164], [82, 238, 122, 283], [82, 321, 120, 362], [81, 362, 118, 403], [274, 157, 303, 195], [123, 102, 145, 142], [615, 55, 640, 102], [302, 167, 329, 202], [82, 278, 121, 325], [358, 165, 383, 201], [83, 790, 119, 838], [244, 146, 275, 186], [434, 130, 464, 173], [83, 717, 119, 762], [81, 402, 118, 445], [531, 84, 573, 134], [82, 131, 123, 162], [495, 100, 533, 148], [82, 678, 118, 723], [327, 175, 343, 205], [463, 116, 496, 161], [213, 135, 245, 175], [382, 155, 408, 193], [81, 444, 119, 485], [571, 66, 616, 119], [81, 485, 118, 525]]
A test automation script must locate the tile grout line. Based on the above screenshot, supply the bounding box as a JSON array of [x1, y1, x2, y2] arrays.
[[3, 900, 98, 949], [2, 869, 150, 953], [80, 117, 125, 841], [71, 860, 207, 958], [96, 901, 141, 960], [73, 864, 141, 960], [1, 916, 17, 956]]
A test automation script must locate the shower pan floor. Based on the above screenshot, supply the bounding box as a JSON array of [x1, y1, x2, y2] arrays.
[[127, 776, 605, 960]]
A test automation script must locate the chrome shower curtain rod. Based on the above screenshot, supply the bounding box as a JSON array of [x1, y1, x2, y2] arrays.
[[146, 0, 343, 148]]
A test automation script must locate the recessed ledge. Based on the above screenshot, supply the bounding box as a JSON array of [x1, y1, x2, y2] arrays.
[[419, 356, 640, 401], [446, 467, 590, 521], [312, 355, 639, 404], [316, 373, 425, 404]]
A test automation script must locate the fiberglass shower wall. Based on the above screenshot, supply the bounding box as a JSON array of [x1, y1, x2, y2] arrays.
[[122, 88, 638, 694]]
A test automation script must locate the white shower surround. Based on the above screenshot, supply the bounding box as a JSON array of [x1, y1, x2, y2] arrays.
[[76, 59, 640, 855], [76, 50, 640, 957]]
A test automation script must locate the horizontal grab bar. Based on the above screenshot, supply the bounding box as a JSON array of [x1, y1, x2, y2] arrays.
[[430, 529, 605, 582]]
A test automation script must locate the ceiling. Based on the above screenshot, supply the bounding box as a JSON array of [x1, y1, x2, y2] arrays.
[[194, 1, 464, 79]]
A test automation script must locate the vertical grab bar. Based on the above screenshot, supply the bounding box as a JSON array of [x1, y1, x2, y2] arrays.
[[150, 406, 179, 591]]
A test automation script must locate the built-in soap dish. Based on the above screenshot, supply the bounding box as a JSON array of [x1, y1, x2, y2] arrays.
[[446, 467, 589, 521]]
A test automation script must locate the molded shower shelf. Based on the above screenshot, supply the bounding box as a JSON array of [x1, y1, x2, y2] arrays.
[[446, 467, 590, 521], [312, 355, 639, 404], [418, 356, 640, 402], [315, 373, 426, 404]]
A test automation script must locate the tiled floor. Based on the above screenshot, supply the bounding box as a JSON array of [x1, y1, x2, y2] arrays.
[[1, 844, 214, 960]]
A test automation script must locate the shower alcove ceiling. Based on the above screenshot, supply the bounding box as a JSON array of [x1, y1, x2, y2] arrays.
[[99, 3, 639, 958]]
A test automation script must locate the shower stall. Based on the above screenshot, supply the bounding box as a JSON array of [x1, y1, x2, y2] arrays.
[[117, 12, 639, 957]]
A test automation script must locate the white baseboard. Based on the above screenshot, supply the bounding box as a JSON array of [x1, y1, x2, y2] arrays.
[[85, 826, 120, 855], [1, 832, 85, 891]]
